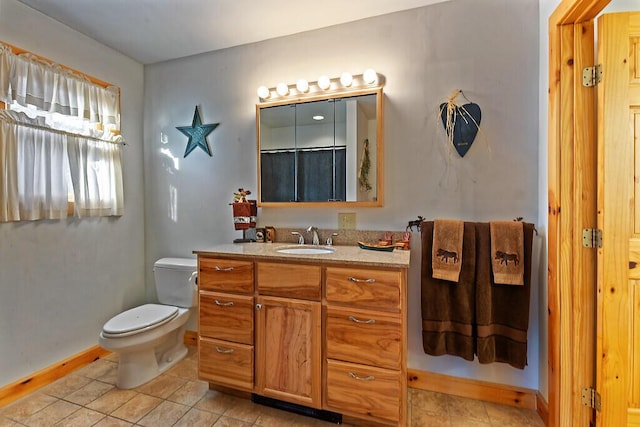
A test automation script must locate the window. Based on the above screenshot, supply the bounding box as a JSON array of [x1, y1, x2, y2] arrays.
[[0, 42, 124, 222]]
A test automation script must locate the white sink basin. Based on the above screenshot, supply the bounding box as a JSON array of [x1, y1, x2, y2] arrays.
[[276, 246, 336, 255]]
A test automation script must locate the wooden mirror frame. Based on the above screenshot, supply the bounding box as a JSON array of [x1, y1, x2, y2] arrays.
[[256, 87, 384, 208]]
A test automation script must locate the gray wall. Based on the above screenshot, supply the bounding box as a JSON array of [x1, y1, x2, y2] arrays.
[[145, 0, 540, 389], [0, 0, 145, 387]]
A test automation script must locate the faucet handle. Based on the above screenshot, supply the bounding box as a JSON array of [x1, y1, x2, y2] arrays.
[[291, 231, 305, 245], [326, 233, 339, 246]]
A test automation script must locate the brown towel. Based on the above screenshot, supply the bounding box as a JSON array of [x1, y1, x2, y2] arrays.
[[421, 221, 476, 361], [490, 221, 525, 285], [432, 219, 464, 282], [476, 222, 534, 369]]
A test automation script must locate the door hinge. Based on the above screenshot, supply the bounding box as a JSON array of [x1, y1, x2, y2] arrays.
[[581, 387, 601, 411], [582, 228, 602, 248], [582, 65, 602, 87]]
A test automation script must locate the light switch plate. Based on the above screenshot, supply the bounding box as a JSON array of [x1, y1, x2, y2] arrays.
[[338, 212, 356, 230]]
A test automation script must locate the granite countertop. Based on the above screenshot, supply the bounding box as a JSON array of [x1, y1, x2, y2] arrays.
[[193, 242, 410, 268]]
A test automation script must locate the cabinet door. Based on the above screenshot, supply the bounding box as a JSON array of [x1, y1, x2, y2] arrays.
[[255, 295, 321, 408]]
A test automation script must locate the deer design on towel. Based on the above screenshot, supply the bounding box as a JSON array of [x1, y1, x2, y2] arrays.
[[436, 248, 459, 264], [495, 251, 519, 265]]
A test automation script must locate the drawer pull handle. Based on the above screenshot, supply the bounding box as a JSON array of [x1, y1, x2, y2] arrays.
[[214, 300, 234, 307], [215, 346, 235, 354], [348, 277, 376, 283], [349, 372, 375, 381], [348, 315, 376, 324], [215, 266, 235, 272]]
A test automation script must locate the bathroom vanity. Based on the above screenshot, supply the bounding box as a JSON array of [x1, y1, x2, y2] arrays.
[[193, 243, 410, 426]]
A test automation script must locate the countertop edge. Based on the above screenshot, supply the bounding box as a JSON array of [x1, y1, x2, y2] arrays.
[[193, 243, 410, 269]]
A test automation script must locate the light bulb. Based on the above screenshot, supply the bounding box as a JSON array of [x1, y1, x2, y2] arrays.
[[296, 79, 309, 93], [340, 72, 353, 87], [257, 86, 270, 99], [317, 75, 331, 90], [363, 68, 377, 84], [276, 83, 289, 96]]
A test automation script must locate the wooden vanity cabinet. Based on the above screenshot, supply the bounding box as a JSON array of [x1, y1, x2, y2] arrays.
[[197, 257, 254, 391], [196, 254, 407, 426]]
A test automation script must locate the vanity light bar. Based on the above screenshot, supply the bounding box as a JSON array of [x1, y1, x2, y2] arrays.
[[257, 68, 378, 100]]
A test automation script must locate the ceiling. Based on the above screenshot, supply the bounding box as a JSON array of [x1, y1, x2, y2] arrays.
[[16, 0, 449, 65]]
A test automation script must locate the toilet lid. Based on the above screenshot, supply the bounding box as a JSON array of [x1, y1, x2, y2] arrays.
[[102, 304, 179, 337]]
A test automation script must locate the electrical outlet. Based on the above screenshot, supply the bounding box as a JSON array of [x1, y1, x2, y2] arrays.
[[338, 212, 356, 230]]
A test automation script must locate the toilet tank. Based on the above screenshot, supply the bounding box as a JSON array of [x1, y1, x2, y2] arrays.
[[153, 258, 198, 308]]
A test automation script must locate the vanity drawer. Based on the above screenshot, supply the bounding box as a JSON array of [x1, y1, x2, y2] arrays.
[[198, 257, 254, 293], [199, 292, 254, 344], [257, 262, 321, 301], [325, 359, 401, 424], [325, 267, 401, 311], [325, 306, 401, 370], [199, 337, 253, 392]]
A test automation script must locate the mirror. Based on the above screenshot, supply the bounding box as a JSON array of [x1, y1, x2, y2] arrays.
[[257, 87, 383, 207]]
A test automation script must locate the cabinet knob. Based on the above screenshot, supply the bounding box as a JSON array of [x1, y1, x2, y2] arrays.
[[215, 266, 235, 272], [256, 303, 263, 310]]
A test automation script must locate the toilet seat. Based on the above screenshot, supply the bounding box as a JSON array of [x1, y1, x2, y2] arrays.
[[102, 304, 179, 338]]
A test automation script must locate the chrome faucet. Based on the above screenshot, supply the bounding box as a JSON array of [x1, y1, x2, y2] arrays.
[[291, 231, 305, 245], [306, 226, 320, 245]]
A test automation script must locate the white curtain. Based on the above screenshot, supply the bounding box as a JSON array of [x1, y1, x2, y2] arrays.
[[68, 135, 123, 217], [0, 43, 124, 222], [16, 117, 70, 220], [0, 110, 123, 222], [0, 44, 120, 127], [0, 114, 19, 221]]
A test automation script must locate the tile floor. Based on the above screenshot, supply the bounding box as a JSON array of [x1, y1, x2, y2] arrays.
[[0, 347, 544, 426]]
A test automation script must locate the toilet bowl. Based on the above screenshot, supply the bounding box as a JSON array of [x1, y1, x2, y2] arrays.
[[98, 258, 197, 389]]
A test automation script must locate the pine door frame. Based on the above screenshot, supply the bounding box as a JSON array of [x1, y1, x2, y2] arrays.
[[548, 0, 611, 425]]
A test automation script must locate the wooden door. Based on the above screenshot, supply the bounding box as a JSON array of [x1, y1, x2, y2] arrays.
[[597, 11, 640, 426], [255, 295, 321, 409]]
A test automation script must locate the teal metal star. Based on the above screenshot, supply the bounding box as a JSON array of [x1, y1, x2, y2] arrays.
[[176, 106, 219, 157]]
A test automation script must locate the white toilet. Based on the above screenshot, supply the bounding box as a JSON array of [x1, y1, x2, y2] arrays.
[[99, 257, 198, 389]]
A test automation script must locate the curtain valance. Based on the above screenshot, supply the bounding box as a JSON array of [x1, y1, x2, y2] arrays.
[[0, 43, 119, 127]]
